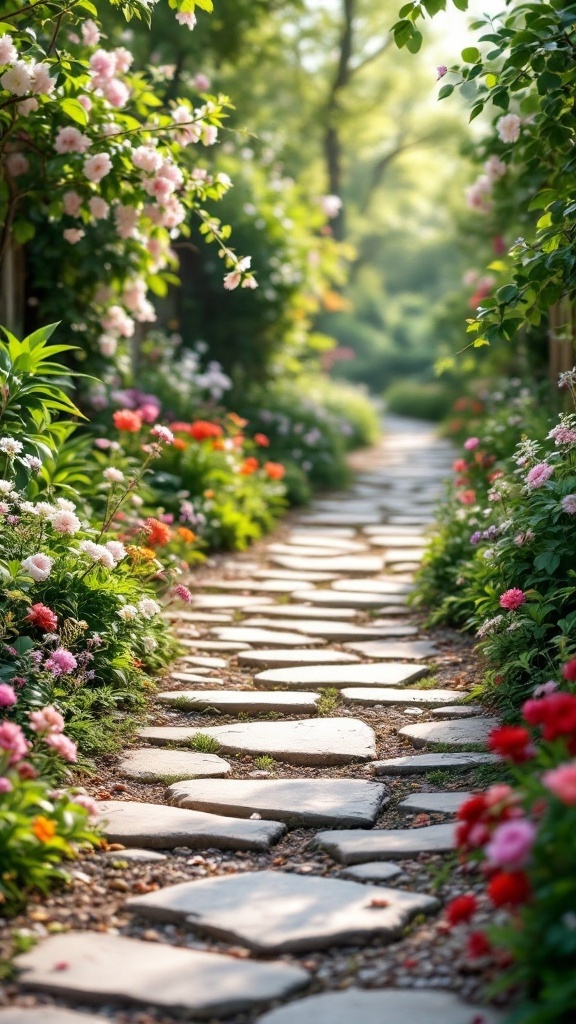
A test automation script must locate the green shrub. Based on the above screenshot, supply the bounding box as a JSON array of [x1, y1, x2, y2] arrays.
[[384, 379, 457, 422]]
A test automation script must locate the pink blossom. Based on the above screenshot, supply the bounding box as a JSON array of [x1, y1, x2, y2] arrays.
[[526, 462, 553, 489], [5, 152, 29, 177], [70, 792, 99, 816], [103, 78, 129, 108], [436, 65, 447, 80], [30, 63, 54, 96], [202, 124, 218, 146], [223, 271, 242, 291], [100, 304, 135, 338], [193, 73, 211, 91], [21, 553, 53, 582], [54, 126, 91, 155], [1, 62, 32, 96], [158, 161, 184, 188], [83, 152, 112, 183], [173, 584, 193, 603], [89, 49, 117, 81], [143, 175, 175, 204], [561, 494, 576, 515], [29, 705, 65, 734], [114, 204, 139, 239], [0, 777, 12, 793], [138, 402, 160, 423], [159, 197, 186, 228], [51, 509, 81, 534], [63, 228, 85, 245], [16, 761, 36, 779], [175, 10, 197, 29], [485, 819, 536, 869], [44, 648, 78, 677], [547, 424, 576, 445], [44, 732, 78, 762], [133, 145, 163, 173], [0, 721, 29, 765], [77, 94, 92, 112], [484, 155, 507, 181], [79, 540, 116, 568], [113, 47, 133, 74], [105, 540, 127, 560], [465, 175, 492, 214], [81, 19, 100, 46], [543, 761, 576, 805], [499, 588, 526, 611], [464, 437, 480, 450], [497, 113, 521, 144], [63, 190, 82, 217], [151, 425, 174, 444], [88, 196, 109, 220], [0, 34, 18, 66], [0, 684, 17, 707], [17, 97, 39, 116]]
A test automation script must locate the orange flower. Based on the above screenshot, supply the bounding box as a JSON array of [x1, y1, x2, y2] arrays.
[[254, 433, 270, 447], [264, 461, 285, 480], [176, 526, 196, 543], [169, 421, 193, 434], [32, 816, 56, 843], [212, 438, 225, 450], [232, 434, 245, 448], [144, 517, 173, 546], [204, 489, 215, 499], [128, 545, 157, 562], [172, 438, 188, 451], [240, 457, 259, 475], [113, 409, 142, 432], [190, 420, 223, 441], [228, 412, 248, 428]]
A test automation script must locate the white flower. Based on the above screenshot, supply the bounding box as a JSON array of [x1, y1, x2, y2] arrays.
[[56, 498, 76, 511], [118, 604, 139, 620], [0, 480, 13, 493], [19, 454, 42, 472], [103, 467, 125, 483], [35, 501, 55, 518], [142, 635, 158, 653], [1, 62, 32, 96], [105, 540, 127, 561], [50, 509, 82, 535], [79, 540, 116, 568], [138, 597, 161, 619], [21, 553, 53, 581], [496, 113, 521, 144], [0, 436, 23, 456]]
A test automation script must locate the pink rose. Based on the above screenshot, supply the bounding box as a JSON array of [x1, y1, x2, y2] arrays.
[[499, 588, 526, 611], [543, 762, 576, 805], [485, 819, 536, 869]]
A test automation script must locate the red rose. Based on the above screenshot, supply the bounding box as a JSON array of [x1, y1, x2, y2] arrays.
[[445, 893, 478, 926], [467, 931, 492, 959], [487, 871, 530, 907], [562, 658, 576, 682], [189, 420, 223, 441], [254, 433, 270, 447], [488, 725, 533, 763], [113, 409, 142, 432], [523, 693, 576, 741]]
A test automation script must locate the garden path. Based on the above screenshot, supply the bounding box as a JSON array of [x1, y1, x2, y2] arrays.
[[4, 416, 504, 1024]]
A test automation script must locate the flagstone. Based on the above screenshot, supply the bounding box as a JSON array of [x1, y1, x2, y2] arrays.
[[105, 848, 167, 862], [341, 687, 469, 707], [339, 861, 403, 883], [253, 663, 429, 690], [237, 649, 361, 669], [163, 609, 233, 622], [367, 535, 426, 548], [120, 748, 231, 783], [399, 716, 499, 749], [139, 717, 376, 765], [190, 595, 271, 609], [388, 515, 434, 526], [242, 619, 414, 642], [267, 543, 368, 558], [192, 579, 308, 593], [157, 689, 320, 715], [126, 870, 437, 952], [165, 778, 388, 827], [363, 524, 426, 536], [315, 822, 455, 864], [13, 932, 308, 1017], [399, 792, 471, 815], [288, 527, 357, 537], [0, 1010, 108, 1024], [383, 548, 426, 564], [430, 705, 484, 718], [330, 578, 412, 594], [246, 603, 358, 619], [171, 670, 224, 685], [97, 800, 285, 849], [291, 590, 398, 608], [293, 513, 382, 526], [178, 655, 228, 669], [211, 627, 327, 647], [180, 640, 252, 652], [287, 534, 367, 551], [272, 555, 383, 573], [373, 752, 500, 775], [255, 988, 503, 1024], [253, 569, 339, 582], [343, 640, 439, 660]]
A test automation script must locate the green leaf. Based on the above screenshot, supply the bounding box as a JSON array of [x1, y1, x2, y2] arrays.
[[485, 72, 498, 87], [195, 0, 213, 10], [438, 83, 454, 99], [60, 98, 89, 126], [406, 29, 423, 52], [392, 20, 413, 48], [528, 189, 557, 211], [12, 221, 35, 244], [452, 0, 468, 9], [461, 46, 480, 62]]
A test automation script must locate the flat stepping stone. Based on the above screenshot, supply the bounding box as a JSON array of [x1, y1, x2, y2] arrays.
[[194, 579, 308, 594], [14, 932, 308, 1017], [374, 752, 500, 774], [383, 548, 425, 563], [237, 649, 360, 669], [157, 690, 320, 715], [140, 718, 376, 765], [181, 640, 252, 652], [340, 861, 403, 883], [212, 627, 326, 647], [289, 526, 357, 537], [343, 640, 439, 660], [399, 716, 499, 749], [315, 822, 455, 864], [254, 569, 339, 581], [267, 543, 368, 557], [97, 800, 285, 850], [341, 687, 468, 707], [399, 792, 471, 815], [164, 608, 235, 621], [430, 704, 483, 718], [190, 595, 270, 608], [171, 671, 223, 685], [166, 778, 388, 827], [297, 513, 381, 526], [292, 590, 398, 609], [105, 848, 167, 862], [287, 534, 366, 550], [254, 663, 428, 690], [0, 1011, 108, 1024], [368, 535, 426, 548], [346, 624, 419, 638], [255, 988, 503, 1024], [272, 555, 383, 573], [120, 748, 231, 783], [242, 619, 413, 642], [126, 869, 437, 952], [179, 655, 228, 669], [331, 578, 412, 594], [363, 524, 426, 536], [388, 514, 434, 526], [245, 603, 358, 620]]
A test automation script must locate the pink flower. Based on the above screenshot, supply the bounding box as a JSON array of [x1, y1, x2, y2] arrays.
[[21, 553, 53, 582], [533, 680, 558, 698], [133, 145, 163, 173], [51, 509, 81, 534], [63, 190, 82, 217], [223, 271, 242, 291], [143, 175, 175, 204], [543, 762, 576, 805], [114, 204, 139, 239], [436, 65, 448, 80], [464, 437, 480, 450], [83, 152, 112, 183], [113, 47, 133, 74], [173, 584, 193, 603], [17, 97, 39, 116], [44, 648, 78, 677], [485, 819, 536, 869], [105, 540, 127, 560], [497, 113, 521, 144], [0, 777, 12, 793], [150, 425, 174, 444], [175, 10, 197, 29], [44, 732, 77, 762], [30, 705, 65, 734], [526, 462, 553, 489], [193, 73, 211, 91], [561, 494, 576, 515], [138, 402, 160, 423], [202, 124, 218, 146], [5, 152, 29, 177], [0, 684, 17, 707], [103, 78, 129, 108], [1, 62, 32, 96], [70, 792, 99, 817], [499, 588, 526, 611], [89, 49, 117, 81], [63, 228, 85, 245], [0, 721, 29, 765], [88, 196, 109, 220], [54, 126, 91, 155], [30, 63, 54, 96], [77, 94, 92, 112], [0, 33, 18, 66], [548, 424, 576, 445], [81, 19, 101, 46]]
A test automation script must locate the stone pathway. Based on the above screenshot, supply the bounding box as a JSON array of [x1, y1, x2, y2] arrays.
[[7, 415, 504, 1023]]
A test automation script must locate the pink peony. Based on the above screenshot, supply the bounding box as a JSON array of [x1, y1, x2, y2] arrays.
[[463, 437, 480, 450], [133, 145, 162, 173], [0, 684, 17, 707], [21, 552, 53, 582], [83, 152, 112, 183], [561, 494, 576, 515], [499, 588, 526, 611], [5, 152, 29, 177], [44, 732, 77, 762], [51, 509, 81, 534], [29, 705, 65, 734], [0, 776, 12, 793], [485, 819, 536, 869], [0, 33, 18, 66], [543, 762, 576, 805], [497, 113, 521, 144], [54, 126, 91, 155], [44, 648, 78, 676], [103, 78, 129, 108], [63, 228, 85, 245], [70, 792, 99, 816], [89, 196, 109, 220], [0, 721, 29, 765], [63, 190, 82, 217], [526, 462, 553, 489]]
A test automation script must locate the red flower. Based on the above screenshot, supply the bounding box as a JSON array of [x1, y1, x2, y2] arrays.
[[467, 931, 492, 959], [113, 409, 142, 432], [488, 725, 533, 763], [458, 489, 476, 505], [189, 420, 223, 441], [254, 433, 270, 447], [169, 422, 193, 434], [25, 603, 58, 632], [457, 794, 488, 822], [445, 893, 478, 926], [522, 693, 576, 741], [562, 658, 576, 682], [144, 517, 172, 546], [487, 871, 530, 907], [264, 461, 285, 480], [240, 457, 259, 475]]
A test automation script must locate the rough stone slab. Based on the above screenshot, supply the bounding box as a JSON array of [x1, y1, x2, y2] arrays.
[[388, 514, 434, 526], [120, 748, 231, 783], [179, 655, 228, 669], [374, 752, 500, 775], [126, 870, 437, 952], [255, 988, 503, 1024], [166, 778, 388, 827], [174, 612, 233, 623], [296, 513, 382, 526], [339, 861, 403, 883], [157, 689, 320, 715], [254, 569, 339, 582], [315, 823, 455, 864], [212, 627, 326, 648], [140, 718, 376, 766], [383, 548, 426, 563], [242, 619, 414, 642], [286, 534, 367, 551], [105, 848, 167, 862], [254, 663, 429, 690], [399, 717, 499, 749], [291, 589, 394, 608], [190, 595, 271, 609], [341, 687, 468, 707], [198, 578, 318, 594], [14, 932, 308, 1017], [343, 640, 439, 661], [237, 649, 360, 669], [97, 800, 285, 850], [348, 624, 419, 638], [331, 578, 412, 595], [267, 543, 368, 558], [430, 705, 483, 718], [368, 535, 426, 548], [244, 604, 358, 620], [363, 524, 427, 536], [272, 555, 383, 574], [399, 792, 471, 815], [171, 671, 223, 685], [288, 526, 357, 537], [0, 1010, 108, 1024], [180, 640, 252, 652]]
